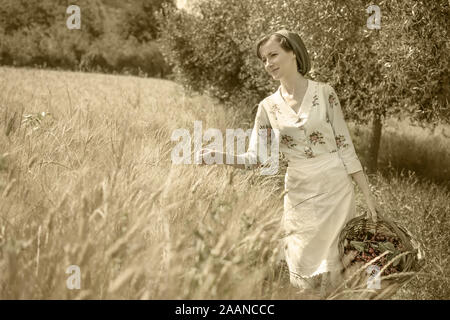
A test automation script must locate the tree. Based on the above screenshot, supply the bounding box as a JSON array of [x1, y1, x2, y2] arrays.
[[0, 0, 107, 68], [120, 0, 176, 43], [0, 0, 106, 39]]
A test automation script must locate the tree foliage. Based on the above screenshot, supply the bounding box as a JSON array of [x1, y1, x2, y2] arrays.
[[0, 0, 106, 39], [119, 0, 176, 42], [0, 0, 171, 77]]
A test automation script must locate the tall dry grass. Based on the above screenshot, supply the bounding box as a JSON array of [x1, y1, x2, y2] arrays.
[[0, 67, 448, 299]]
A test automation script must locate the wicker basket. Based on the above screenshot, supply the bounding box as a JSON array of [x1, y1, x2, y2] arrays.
[[337, 211, 425, 299]]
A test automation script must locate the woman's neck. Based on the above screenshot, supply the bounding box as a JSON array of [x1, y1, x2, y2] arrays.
[[280, 72, 307, 97]]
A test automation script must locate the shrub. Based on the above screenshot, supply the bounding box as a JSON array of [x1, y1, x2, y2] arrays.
[[0, 0, 171, 78]]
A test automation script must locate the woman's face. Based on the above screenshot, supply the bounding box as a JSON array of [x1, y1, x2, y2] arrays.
[[259, 37, 297, 80]]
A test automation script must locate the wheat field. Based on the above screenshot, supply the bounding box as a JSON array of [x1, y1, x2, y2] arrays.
[[0, 67, 448, 299]]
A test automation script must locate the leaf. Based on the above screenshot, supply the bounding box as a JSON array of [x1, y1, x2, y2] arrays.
[[350, 241, 365, 252], [384, 242, 396, 252], [378, 243, 388, 253], [393, 256, 401, 267]]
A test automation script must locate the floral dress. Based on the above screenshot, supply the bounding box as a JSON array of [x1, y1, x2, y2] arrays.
[[238, 79, 363, 287]]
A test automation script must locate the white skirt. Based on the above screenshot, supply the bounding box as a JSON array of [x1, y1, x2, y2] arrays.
[[281, 151, 357, 287]]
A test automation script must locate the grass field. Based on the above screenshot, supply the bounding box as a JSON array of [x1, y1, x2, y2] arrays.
[[0, 67, 449, 299]]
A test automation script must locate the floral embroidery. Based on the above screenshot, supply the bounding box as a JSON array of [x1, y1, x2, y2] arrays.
[[312, 94, 319, 108], [259, 124, 272, 131], [281, 134, 297, 148], [309, 130, 326, 145], [260, 124, 270, 128], [259, 125, 272, 144], [330, 149, 337, 153], [304, 146, 314, 158], [269, 104, 280, 120], [335, 134, 349, 149], [328, 93, 337, 109]]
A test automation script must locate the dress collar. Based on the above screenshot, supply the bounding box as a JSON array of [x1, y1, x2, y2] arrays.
[[271, 79, 314, 128]]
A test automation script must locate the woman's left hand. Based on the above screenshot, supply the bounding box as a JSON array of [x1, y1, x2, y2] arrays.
[[365, 194, 381, 223]]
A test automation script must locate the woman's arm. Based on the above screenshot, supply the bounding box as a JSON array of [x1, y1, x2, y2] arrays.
[[350, 169, 379, 223], [325, 84, 363, 174], [198, 149, 244, 168], [199, 102, 271, 171], [325, 84, 379, 222], [198, 149, 259, 170]]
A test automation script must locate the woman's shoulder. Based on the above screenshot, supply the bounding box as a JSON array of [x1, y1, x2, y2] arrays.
[[313, 80, 333, 92], [311, 80, 338, 99], [258, 90, 279, 110]]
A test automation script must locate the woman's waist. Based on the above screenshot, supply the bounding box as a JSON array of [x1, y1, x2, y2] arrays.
[[286, 151, 340, 169]]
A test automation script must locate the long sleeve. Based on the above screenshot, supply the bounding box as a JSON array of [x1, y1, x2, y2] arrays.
[[325, 84, 363, 174], [236, 102, 272, 169]]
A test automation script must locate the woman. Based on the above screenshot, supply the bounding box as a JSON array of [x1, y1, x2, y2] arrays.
[[199, 29, 380, 295]]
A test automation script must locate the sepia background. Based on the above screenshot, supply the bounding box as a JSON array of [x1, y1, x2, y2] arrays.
[[0, 0, 448, 299]]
